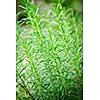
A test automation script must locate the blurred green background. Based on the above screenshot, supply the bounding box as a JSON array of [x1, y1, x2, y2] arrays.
[[16, 0, 83, 14]]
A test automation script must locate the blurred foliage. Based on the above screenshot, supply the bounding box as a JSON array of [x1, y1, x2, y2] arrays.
[[44, 0, 83, 12]]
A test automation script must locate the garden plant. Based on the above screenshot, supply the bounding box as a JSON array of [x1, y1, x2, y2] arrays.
[[16, 0, 83, 100]]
